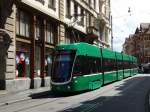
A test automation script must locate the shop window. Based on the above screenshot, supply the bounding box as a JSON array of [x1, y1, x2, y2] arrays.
[[46, 23, 54, 44], [16, 42, 30, 77], [48, 0, 56, 10], [35, 45, 41, 76], [45, 48, 53, 76], [16, 9, 30, 37]]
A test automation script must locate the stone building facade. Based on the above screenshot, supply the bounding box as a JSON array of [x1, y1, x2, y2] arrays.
[[123, 23, 150, 64], [0, 0, 111, 92]]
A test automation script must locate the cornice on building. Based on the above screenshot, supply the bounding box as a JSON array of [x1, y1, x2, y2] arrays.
[[20, 0, 61, 22], [74, 0, 99, 18]]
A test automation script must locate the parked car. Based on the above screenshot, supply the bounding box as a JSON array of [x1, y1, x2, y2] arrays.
[[138, 64, 143, 73], [141, 63, 150, 73]]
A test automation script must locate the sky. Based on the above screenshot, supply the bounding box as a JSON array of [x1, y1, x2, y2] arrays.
[[111, 0, 150, 52]]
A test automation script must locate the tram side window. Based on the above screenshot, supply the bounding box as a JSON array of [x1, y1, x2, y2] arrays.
[[123, 61, 127, 69], [123, 61, 130, 69], [128, 62, 130, 69], [72, 56, 102, 76], [72, 56, 84, 76], [133, 62, 137, 68], [130, 62, 133, 68], [128, 61, 131, 68], [127, 61, 130, 69], [117, 60, 123, 70], [103, 58, 116, 72], [96, 58, 102, 73], [88, 57, 101, 74]]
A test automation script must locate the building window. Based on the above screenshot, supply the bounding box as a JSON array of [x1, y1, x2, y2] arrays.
[[65, 29, 75, 44], [88, 0, 91, 5], [90, 15, 95, 26], [94, 0, 96, 9], [35, 19, 42, 40], [45, 48, 53, 76], [89, 14, 91, 26], [16, 12, 19, 35], [16, 42, 30, 77], [66, 0, 71, 19], [48, 0, 56, 10], [46, 22, 54, 44], [80, 8, 84, 26], [74, 3, 78, 20], [65, 37, 71, 44], [65, 30, 71, 44], [35, 0, 45, 5], [86, 12, 89, 27], [16, 9, 30, 37]]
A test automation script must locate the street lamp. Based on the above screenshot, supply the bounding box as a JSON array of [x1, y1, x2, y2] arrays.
[[111, 15, 113, 50]]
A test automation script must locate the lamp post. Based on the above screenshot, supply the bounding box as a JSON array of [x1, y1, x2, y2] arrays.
[[111, 15, 113, 50]]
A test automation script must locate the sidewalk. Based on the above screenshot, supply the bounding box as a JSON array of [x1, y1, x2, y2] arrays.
[[0, 87, 51, 106], [0, 90, 8, 96]]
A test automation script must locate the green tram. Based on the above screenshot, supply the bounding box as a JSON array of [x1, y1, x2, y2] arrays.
[[51, 42, 138, 92]]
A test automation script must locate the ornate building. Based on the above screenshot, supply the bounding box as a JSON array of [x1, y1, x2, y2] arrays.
[[97, 0, 111, 48], [123, 23, 150, 64], [0, 0, 111, 92]]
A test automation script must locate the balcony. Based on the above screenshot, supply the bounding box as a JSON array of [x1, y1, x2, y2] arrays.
[[97, 13, 109, 25], [87, 26, 99, 37], [85, 26, 99, 44]]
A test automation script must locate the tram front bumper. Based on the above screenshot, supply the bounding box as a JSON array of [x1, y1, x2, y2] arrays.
[[51, 84, 72, 92]]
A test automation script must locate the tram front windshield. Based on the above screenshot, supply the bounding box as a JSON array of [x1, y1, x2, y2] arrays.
[[51, 50, 76, 83]]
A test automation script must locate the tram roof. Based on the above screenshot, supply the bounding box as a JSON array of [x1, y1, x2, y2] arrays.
[[55, 42, 101, 57], [122, 53, 131, 61], [101, 48, 116, 59], [115, 51, 123, 60], [55, 43, 136, 61]]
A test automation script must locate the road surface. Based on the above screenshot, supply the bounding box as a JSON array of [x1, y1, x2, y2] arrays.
[[0, 74, 150, 112]]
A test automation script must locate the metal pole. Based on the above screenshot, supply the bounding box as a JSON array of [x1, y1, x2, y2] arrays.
[[111, 15, 113, 50]]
